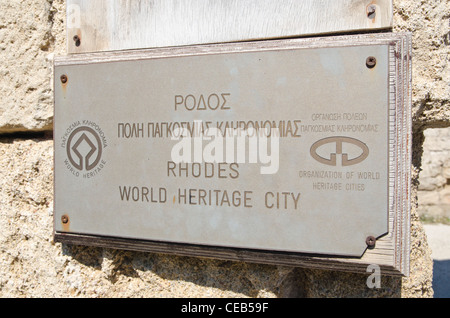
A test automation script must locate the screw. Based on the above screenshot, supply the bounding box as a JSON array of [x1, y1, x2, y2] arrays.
[[366, 236, 376, 248], [366, 56, 377, 68], [60, 74, 68, 84], [73, 35, 81, 47], [367, 4, 376, 19], [61, 215, 69, 224]]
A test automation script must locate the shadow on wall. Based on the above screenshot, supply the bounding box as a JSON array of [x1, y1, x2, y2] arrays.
[[61, 243, 402, 298], [433, 260, 450, 298], [61, 243, 307, 297]]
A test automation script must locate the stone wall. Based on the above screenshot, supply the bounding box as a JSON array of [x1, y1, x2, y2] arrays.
[[0, 0, 448, 297], [418, 127, 450, 223]]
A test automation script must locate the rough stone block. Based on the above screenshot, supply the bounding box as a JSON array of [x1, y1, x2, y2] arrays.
[[418, 191, 440, 206], [393, 0, 450, 128], [0, 0, 65, 132]]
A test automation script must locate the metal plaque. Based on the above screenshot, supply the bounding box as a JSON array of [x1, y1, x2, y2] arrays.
[[54, 34, 412, 275], [67, 0, 393, 53]]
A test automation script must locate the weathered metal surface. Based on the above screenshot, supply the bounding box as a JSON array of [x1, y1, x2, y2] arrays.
[[66, 0, 393, 53], [54, 37, 396, 258]]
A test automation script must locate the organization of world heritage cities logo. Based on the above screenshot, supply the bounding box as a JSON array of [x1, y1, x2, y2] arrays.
[[310, 136, 369, 167], [61, 121, 107, 178]]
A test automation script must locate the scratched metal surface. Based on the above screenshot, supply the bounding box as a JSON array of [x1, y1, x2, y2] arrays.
[[54, 43, 389, 257], [67, 0, 393, 53]]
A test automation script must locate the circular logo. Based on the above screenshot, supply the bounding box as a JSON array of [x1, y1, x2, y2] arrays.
[[66, 126, 103, 171]]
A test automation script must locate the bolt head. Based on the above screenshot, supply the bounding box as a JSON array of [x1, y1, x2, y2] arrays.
[[366, 56, 377, 68], [366, 236, 376, 248], [367, 4, 376, 19], [61, 215, 69, 224], [60, 74, 68, 84], [73, 35, 81, 47]]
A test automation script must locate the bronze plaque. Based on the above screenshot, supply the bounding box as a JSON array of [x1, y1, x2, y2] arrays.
[[54, 34, 411, 275]]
